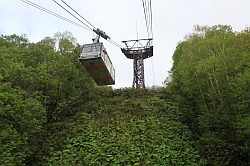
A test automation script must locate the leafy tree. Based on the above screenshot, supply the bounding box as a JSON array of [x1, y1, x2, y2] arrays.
[[0, 33, 94, 165], [0, 82, 46, 165], [54, 31, 77, 55], [0, 34, 29, 48], [168, 25, 250, 165]]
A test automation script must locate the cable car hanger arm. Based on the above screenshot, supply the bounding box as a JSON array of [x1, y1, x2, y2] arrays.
[[92, 28, 123, 48], [93, 28, 110, 40]]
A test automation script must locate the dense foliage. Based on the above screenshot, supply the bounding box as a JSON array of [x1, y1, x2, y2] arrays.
[[0, 32, 94, 165], [0, 25, 249, 165], [0, 33, 205, 165], [168, 25, 250, 165], [46, 89, 205, 165]]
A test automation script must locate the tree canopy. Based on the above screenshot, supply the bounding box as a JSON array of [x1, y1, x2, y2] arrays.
[[0, 25, 249, 165], [168, 25, 250, 165]]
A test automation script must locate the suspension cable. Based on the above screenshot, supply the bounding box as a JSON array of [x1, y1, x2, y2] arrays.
[[60, 0, 96, 30], [54, 0, 123, 48], [142, 0, 150, 38], [20, 0, 123, 49], [20, 0, 91, 31], [52, 0, 93, 31], [142, 0, 155, 87], [149, 0, 154, 38], [141, 0, 153, 39], [107, 39, 123, 48]]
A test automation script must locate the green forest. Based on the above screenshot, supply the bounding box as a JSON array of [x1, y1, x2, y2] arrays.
[[0, 25, 249, 165]]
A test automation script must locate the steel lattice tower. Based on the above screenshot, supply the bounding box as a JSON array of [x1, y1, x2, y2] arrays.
[[121, 39, 153, 88]]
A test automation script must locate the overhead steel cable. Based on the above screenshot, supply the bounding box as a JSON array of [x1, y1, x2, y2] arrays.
[[148, 0, 154, 86], [56, 0, 123, 48], [52, 0, 93, 31], [142, 0, 154, 87], [149, 0, 153, 39], [60, 0, 96, 30], [20, 0, 91, 31], [147, 0, 153, 38], [107, 39, 123, 48], [21, 0, 123, 49], [142, 0, 150, 38], [147, 0, 151, 37], [142, 0, 153, 39], [144, 0, 152, 38]]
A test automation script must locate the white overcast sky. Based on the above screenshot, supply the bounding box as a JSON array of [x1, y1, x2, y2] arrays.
[[0, 0, 249, 88]]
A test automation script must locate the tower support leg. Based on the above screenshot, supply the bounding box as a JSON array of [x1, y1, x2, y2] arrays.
[[132, 52, 145, 88]]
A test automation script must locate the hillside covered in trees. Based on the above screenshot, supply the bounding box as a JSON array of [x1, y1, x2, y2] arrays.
[[0, 25, 249, 165]]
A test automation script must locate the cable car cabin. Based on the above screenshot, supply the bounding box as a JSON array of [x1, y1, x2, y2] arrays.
[[79, 43, 115, 85]]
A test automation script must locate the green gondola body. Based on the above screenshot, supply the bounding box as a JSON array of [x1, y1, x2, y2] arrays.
[[79, 43, 115, 85]]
